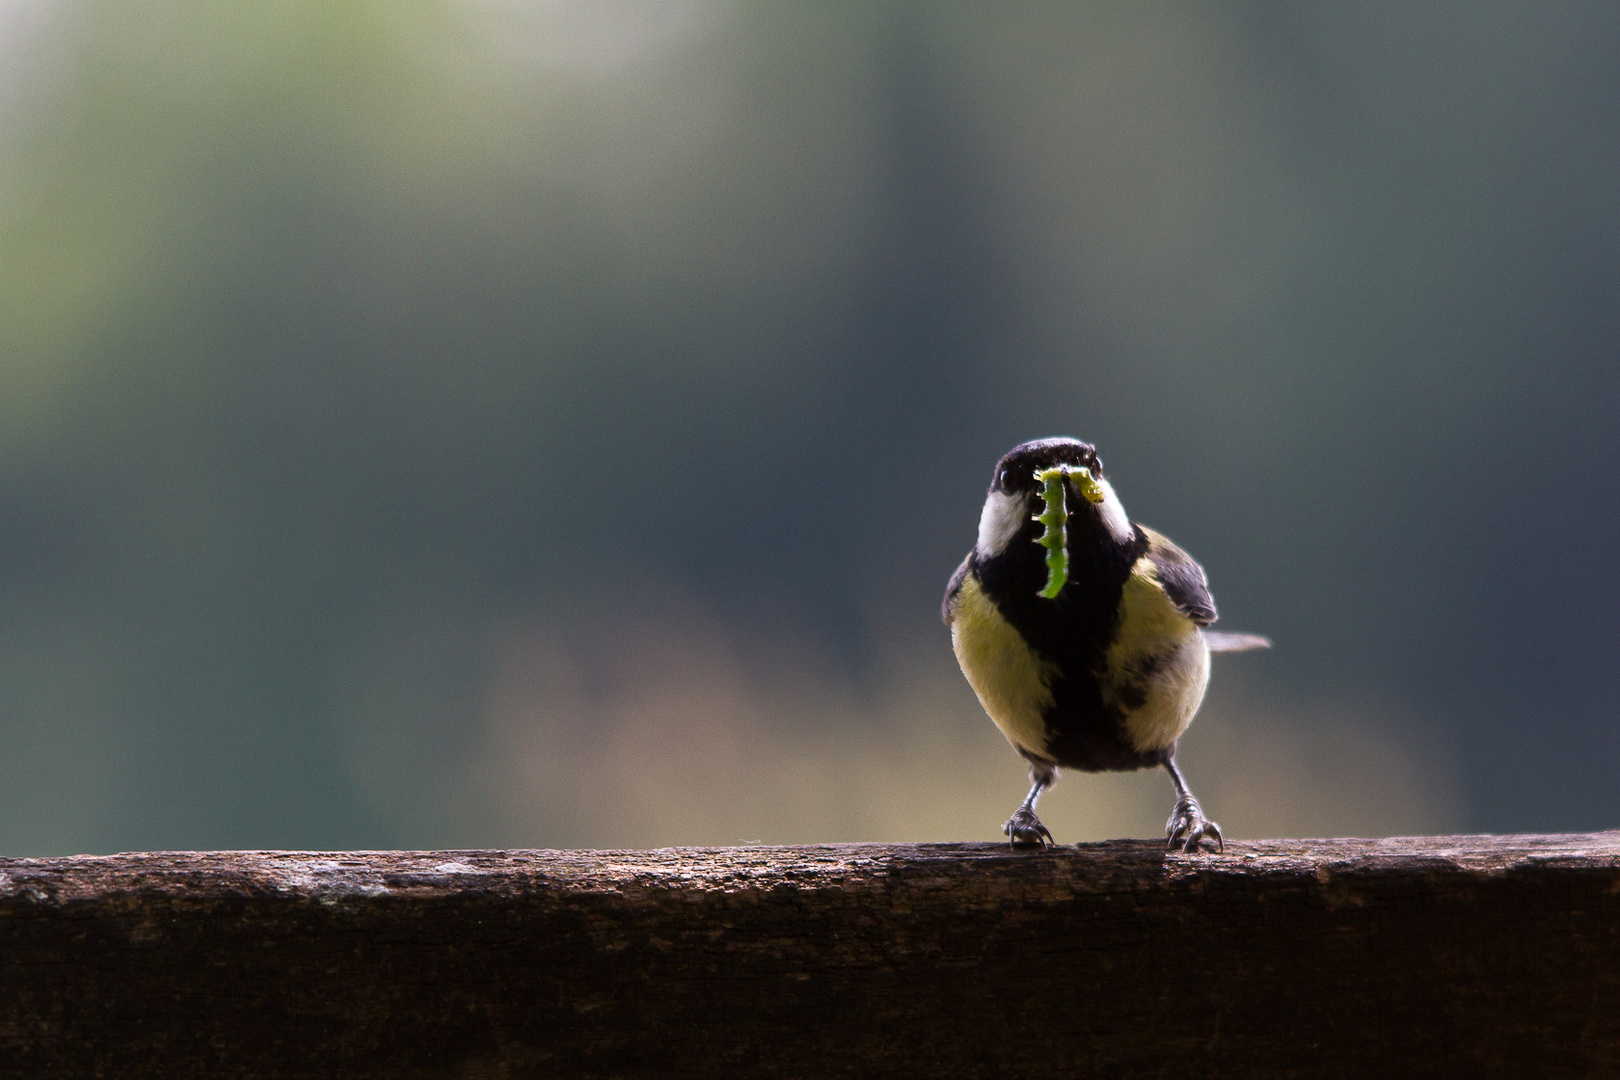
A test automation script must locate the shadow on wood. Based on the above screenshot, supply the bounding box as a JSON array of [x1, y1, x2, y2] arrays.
[[2, 833, 1619, 1078]]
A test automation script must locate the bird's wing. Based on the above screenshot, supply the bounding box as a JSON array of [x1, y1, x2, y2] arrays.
[[1203, 631, 1272, 653], [1138, 525, 1218, 626], [941, 555, 971, 625]]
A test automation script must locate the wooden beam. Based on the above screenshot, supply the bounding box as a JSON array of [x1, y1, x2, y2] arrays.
[[3, 833, 1619, 1077]]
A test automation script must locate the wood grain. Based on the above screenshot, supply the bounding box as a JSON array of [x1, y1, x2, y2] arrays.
[[3, 834, 1619, 1078]]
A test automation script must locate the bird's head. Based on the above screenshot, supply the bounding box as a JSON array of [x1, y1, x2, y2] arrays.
[[976, 437, 1134, 559]]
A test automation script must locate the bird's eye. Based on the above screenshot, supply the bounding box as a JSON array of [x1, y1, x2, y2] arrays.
[[998, 468, 1013, 490]]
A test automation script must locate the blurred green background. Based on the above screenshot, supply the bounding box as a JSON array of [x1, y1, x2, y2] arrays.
[[0, 1, 1615, 854]]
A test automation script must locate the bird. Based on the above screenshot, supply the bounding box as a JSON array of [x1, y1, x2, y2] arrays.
[[942, 437, 1269, 853]]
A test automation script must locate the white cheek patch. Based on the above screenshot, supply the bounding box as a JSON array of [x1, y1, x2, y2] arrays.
[[1093, 478, 1134, 545], [976, 491, 1029, 558]]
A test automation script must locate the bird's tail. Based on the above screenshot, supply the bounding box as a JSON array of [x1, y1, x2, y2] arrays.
[[1203, 631, 1272, 653]]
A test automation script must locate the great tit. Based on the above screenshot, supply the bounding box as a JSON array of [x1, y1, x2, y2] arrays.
[[942, 437, 1269, 852]]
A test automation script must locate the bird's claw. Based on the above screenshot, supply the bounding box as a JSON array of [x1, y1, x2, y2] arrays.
[[1165, 795, 1223, 854], [1003, 807, 1054, 849]]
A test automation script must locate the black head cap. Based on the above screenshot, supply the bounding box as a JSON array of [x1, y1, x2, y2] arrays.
[[990, 437, 1102, 494]]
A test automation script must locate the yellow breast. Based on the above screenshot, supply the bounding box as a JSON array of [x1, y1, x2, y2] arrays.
[[948, 572, 1059, 762], [1102, 557, 1211, 753]]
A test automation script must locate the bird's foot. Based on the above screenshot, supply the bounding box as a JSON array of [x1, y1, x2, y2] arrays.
[[1003, 807, 1054, 849], [1165, 795, 1223, 854]]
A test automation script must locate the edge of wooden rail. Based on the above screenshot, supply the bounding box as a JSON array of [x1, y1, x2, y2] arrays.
[[3, 829, 1619, 903]]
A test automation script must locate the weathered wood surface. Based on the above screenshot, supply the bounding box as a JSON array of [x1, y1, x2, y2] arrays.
[[2, 834, 1619, 1078]]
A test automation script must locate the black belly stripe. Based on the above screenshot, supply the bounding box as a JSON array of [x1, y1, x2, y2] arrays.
[[972, 509, 1160, 772]]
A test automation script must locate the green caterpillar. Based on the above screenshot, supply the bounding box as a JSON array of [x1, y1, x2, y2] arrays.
[[1033, 466, 1105, 599]]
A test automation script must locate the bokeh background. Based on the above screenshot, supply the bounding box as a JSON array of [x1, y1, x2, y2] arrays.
[[0, 1, 1616, 855]]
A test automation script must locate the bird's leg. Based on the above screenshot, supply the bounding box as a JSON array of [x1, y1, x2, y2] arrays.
[[1163, 753, 1223, 854], [1003, 761, 1057, 848]]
